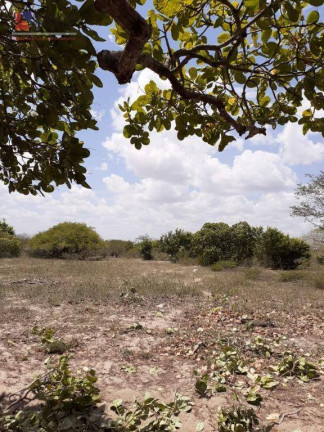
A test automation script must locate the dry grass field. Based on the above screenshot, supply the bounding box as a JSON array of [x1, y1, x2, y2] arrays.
[[0, 257, 323, 431]]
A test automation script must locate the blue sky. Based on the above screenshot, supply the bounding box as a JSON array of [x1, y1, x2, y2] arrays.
[[1, 3, 324, 240]]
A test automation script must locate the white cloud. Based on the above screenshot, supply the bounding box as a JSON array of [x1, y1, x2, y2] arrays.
[[90, 109, 105, 121], [96, 162, 108, 171], [277, 123, 324, 166]]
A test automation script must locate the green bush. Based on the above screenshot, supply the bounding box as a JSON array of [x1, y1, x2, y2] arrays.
[[137, 236, 153, 260], [191, 222, 260, 266], [192, 223, 234, 265], [0, 232, 21, 258], [231, 222, 259, 263], [255, 228, 311, 270], [159, 228, 193, 262], [29, 222, 105, 259]]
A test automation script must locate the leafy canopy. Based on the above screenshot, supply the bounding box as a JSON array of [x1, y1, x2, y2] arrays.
[[105, 0, 324, 149], [0, 0, 111, 194], [1, 0, 324, 194]]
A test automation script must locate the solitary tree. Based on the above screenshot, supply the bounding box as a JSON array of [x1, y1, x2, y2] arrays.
[[291, 170, 324, 228], [1, 0, 323, 194]]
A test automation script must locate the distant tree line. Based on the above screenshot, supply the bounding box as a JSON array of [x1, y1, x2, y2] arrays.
[[0, 219, 312, 271], [156, 222, 310, 270]]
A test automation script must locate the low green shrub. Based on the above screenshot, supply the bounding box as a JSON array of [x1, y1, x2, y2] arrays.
[[218, 406, 273, 432], [32, 325, 72, 354], [271, 352, 319, 382], [29, 222, 105, 259], [211, 261, 237, 272], [211, 262, 223, 272], [220, 260, 237, 269]]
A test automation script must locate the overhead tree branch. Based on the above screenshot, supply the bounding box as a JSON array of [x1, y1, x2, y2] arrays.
[[94, 0, 151, 84], [98, 49, 266, 138]]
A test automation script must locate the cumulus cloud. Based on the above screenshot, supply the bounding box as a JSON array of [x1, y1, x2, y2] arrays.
[[90, 109, 105, 121], [96, 162, 109, 171], [278, 123, 324, 166]]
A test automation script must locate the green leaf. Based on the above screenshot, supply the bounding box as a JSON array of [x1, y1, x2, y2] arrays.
[[285, 3, 299, 23], [307, 11, 319, 24], [260, 96, 271, 107], [82, 27, 106, 42], [234, 71, 246, 84], [153, 0, 188, 17], [79, 0, 113, 25], [189, 67, 198, 79], [266, 41, 278, 56], [218, 32, 231, 44], [195, 379, 208, 395], [219, 135, 236, 151], [302, 109, 312, 117], [261, 28, 272, 44], [308, 0, 324, 5], [90, 74, 103, 88], [245, 0, 259, 11]]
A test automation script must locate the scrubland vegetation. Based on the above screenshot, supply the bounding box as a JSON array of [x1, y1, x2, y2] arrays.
[[0, 218, 323, 431], [2, 219, 313, 271]]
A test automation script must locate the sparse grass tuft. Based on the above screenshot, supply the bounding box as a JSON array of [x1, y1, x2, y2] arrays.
[[313, 274, 324, 290], [243, 267, 261, 281], [279, 270, 304, 282]]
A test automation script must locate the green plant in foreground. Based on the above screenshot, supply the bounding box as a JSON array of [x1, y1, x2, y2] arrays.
[[215, 343, 248, 375], [272, 352, 319, 382], [32, 325, 71, 354], [248, 336, 273, 357], [1, 354, 193, 432], [218, 406, 273, 432], [195, 371, 227, 397], [1, 356, 101, 431], [110, 394, 193, 431]]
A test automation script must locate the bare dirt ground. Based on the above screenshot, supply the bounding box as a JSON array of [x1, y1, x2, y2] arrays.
[[0, 258, 323, 431]]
